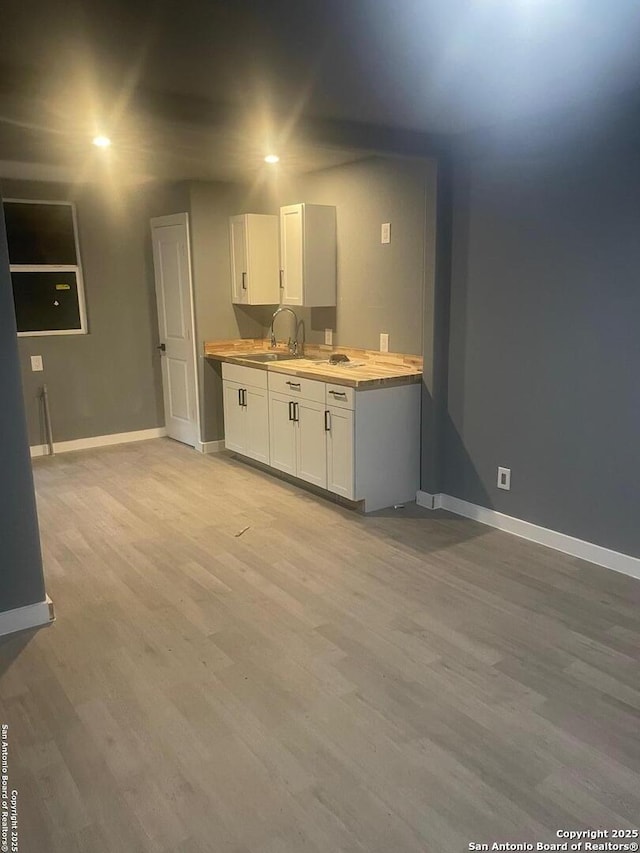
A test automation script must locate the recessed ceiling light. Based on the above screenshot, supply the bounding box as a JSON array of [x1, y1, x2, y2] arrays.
[[264, 154, 279, 164], [92, 135, 111, 148]]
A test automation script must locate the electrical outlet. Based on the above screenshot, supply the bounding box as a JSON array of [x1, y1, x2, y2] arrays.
[[381, 222, 391, 244], [324, 328, 333, 346], [380, 333, 389, 353], [497, 467, 511, 491], [31, 355, 44, 372]]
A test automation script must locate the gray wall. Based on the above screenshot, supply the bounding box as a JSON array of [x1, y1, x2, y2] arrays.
[[280, 156, 437, 354], [421, 155, 452, 495], [445, 142, 640, 557], [5, 158, 437, 449], [188, 181, 276, 441], [2, 179, 184, 446], [189, 156, 437, 442], [0, 194, 46, 612]]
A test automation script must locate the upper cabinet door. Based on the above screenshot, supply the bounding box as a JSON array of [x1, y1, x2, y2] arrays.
[[230, 215, 248, 304], [229, 214, 280, 305], [280, 203, 336, 307], [280, 204, 304, 306]]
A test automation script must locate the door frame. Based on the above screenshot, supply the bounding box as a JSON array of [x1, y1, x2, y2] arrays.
[[150, 212, 202, 450]]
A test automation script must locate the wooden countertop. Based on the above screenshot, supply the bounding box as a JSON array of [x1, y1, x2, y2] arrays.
[[203, 339, 422, 389]]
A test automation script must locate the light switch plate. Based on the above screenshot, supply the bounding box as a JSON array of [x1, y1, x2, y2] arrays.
[[31, 355, 44, 372], [381, 222, 391, 244], [324, 328, 333, 346], [380, 333, 389, 353]]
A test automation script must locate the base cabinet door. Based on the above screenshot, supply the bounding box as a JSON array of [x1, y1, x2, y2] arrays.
[[223, 374, 269, 460], [223, 381, 246, 453], [269, 392, 296, 476], [244, 387, 269, 464], [296, 399, 327, 488], [326, 406, 355, 499]]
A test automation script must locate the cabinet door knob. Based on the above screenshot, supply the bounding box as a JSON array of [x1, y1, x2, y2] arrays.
[[242, 272, 247, 290], [324, 410, 331, 431], [288, 401, 294, 421], [279, 269, 284, 289]]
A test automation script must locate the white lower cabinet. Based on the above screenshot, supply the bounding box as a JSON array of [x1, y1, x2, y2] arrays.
[[268, 392, 297, 476], [295, 398, 327, 488], [223, 362, 419, 512], [222, 364, 269, 464], [222, 381, 247, 455], [325, 405, 354, 499], [268, 376, 327, 488]]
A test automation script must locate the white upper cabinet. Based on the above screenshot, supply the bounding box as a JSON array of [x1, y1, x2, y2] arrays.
[[279, 203, 336, 307], [229, 214, 280, 305]]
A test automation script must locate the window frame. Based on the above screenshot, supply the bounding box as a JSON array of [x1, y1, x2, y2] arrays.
[[4, 198, 88, 337]]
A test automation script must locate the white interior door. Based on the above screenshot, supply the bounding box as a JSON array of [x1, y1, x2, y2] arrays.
[[151, 213, 200, 448]]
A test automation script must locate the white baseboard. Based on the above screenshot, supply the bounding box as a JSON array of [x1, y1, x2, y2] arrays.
[[416, 490, 640, 581], [31, 427, 167, 458], [0, 595, 55, 638], [416, 490, 443, 510], [197, 440, 225, 454]]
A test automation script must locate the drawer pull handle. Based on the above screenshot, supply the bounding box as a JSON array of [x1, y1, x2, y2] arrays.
[[286, 381, 301, 389], [329, 390, 347, 398]]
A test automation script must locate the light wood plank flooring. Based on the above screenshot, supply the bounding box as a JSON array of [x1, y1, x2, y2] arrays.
[[1, 438, 639, 852]]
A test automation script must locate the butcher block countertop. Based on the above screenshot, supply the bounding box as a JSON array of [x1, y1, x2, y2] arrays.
[[204, 339, 423, 390]]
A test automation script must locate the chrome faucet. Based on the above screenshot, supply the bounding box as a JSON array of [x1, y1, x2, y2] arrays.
[[270, 306, 301, 355]]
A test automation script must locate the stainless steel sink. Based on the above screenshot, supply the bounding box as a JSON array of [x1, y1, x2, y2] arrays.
[[239, 352, 299, 363], [239, 352, 327, 364]]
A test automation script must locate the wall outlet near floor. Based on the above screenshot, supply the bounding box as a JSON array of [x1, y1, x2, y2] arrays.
[[497, 466, 511, 491], [379, 333, 389, 353], [381, 222, 391, 244], [31, 355, 44, 372], [324, 328, 333, 346]]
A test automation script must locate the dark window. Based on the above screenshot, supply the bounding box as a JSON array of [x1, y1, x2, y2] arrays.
[[11, 271, 82, 333], [4, 202, 77, 265], [3, 200, 87, 335]]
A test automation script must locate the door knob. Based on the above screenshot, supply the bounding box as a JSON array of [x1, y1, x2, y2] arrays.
[[157, 343, 166, 352]]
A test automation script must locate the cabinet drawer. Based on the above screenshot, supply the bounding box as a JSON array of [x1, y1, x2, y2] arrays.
[[268, 372, 325, 403], [222, 362, 268, 389], [325, 384, 355, 410]]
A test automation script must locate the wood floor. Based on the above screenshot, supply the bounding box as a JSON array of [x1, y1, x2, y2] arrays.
[[1, 438, 639, 852]]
